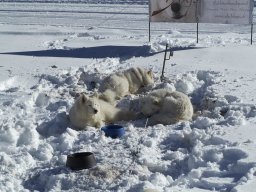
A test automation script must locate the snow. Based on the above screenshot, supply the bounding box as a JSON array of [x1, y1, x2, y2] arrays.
[[1, 1, 256, 192]]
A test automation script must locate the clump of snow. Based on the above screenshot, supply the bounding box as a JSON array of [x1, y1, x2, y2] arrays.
[[149, 35, 197, 52], [193, 117, 218, 129], [1, 62, 256, 192], [167, 29, 182, 36], [17, 126, 39, 147], [1, 2, 256, 192], [35, 93, 50, 107], [0, 77, 17, 91]]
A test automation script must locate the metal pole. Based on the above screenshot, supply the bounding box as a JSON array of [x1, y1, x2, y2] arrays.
[[149, 21, 151, 42], [161, 44, 169, 82], [196, 0, 199, 43], [197, 22, 199, 43], [148, 0, 151, 42], [160, 44, 168, 82], [251, 24, 253, 45]]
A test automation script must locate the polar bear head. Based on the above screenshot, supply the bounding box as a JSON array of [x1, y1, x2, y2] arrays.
[[76, 93, 100, 116], [140, 68, 154, 87], [140, 96, 162, 117]]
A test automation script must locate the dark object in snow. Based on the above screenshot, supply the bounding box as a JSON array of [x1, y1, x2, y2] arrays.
[[51, 65, 57, 68], [101, 124, 125, 138], [220, 107, 229, 117], [66, 152, 96, 170]]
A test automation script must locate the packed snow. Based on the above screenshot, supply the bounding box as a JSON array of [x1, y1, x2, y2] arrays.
[[1, 1, 256, 192]]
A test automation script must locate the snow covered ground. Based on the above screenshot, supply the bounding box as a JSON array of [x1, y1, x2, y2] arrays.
[[1, 1, 256, 192]]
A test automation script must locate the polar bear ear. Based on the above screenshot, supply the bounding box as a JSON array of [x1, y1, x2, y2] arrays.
[[152, 97, 160, 105], [80, 93, 88, 104], [147, 70, 153, 79], [92, 92, 99, 98]]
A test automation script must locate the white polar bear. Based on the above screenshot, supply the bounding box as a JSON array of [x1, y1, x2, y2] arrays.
[[99, 67, 154, 104], [69, 93, 136, 129], [139, 88, 193, 126]]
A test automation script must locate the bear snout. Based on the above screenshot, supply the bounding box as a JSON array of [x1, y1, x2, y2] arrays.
[[93, 109, 98, 114]]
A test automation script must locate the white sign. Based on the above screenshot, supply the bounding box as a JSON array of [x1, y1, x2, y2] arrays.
[[150, 0, 198, 23], [200, 0, 253, 24], [149, 0, 253, 24]]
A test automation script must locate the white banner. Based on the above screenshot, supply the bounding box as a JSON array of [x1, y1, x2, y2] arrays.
[[149, 0, 253, 24], [149, 0, 198, 23], [200, 0, 253, 24]]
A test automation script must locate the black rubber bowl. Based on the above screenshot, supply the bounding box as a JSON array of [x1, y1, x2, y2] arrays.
[[66, 152, 96, 170], [101, 124, 125, 138]]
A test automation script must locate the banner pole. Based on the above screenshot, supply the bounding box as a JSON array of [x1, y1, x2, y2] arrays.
[[196, 0, 199, 43], [149, 21, 151, 42], [251, 23, 253, 45], [148, 0, 151, 42], [197, 22, 199, 43]]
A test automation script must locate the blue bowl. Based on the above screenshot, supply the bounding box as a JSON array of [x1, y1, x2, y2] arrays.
[[101, 125, 125, 138]]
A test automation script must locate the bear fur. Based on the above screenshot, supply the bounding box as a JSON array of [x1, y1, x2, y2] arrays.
[[69, 93, 136, 129], [139, 88, 193, 126], [99, 67, 154, 104]]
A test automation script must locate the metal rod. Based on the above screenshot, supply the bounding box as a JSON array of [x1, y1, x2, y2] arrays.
[[149, 21, 151, 42], [251, 24, 253, 45], [149, 0, 151, 42], [197, 22, 199, 43], [161, 44, 168, 82], [196, 0, 199, 44]]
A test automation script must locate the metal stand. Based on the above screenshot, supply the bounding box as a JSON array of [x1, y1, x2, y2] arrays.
[[160, 44, 173, 82]]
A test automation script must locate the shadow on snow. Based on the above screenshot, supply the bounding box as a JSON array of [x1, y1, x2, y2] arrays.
[[0, 45, 202, 60]]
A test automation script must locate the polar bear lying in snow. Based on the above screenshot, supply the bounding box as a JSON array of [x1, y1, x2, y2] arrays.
[[69, 93, 136, 129], [139, 88, 193, 126], [99, 67, 154, 104]]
